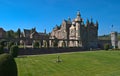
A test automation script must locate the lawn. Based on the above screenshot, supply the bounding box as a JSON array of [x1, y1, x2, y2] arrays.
[[15, 50, 120, 76]]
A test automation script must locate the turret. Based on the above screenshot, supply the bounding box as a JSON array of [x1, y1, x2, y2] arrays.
[[96, 21, 98, 26], [75, 11, 83, 40], [68, 17, 71, 22], [75, 11, 82, 22], [44, 29, 46, 34], [77, 11, 81, 17], [86, 19, 89, 24], [90, 17, 93, 24], [95, 21, 99, 29], [67, 17, 72, 24], [85, 19, 89, 27]]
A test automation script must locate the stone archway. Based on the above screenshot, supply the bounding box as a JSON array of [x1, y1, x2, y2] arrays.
[[62, 40, 66, 47]]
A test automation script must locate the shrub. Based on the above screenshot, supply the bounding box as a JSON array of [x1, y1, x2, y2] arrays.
[[0, 45, 4, 54], [0, 39, 7, 47], [53, 38, 58, 47], [8, 41, 14, 50], [104, 44, 110, 50], [10, 45, 19, 57], [33, 41, 39, 48], [0, 53, 18, 76]]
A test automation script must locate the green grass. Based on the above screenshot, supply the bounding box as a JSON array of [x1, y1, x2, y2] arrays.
[[15, 50, 120, 76]]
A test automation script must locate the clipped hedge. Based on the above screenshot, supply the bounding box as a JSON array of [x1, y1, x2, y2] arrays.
[[0, 45, 4, 54], [0, 53, 18, 76], [10, 45, 19, 58]]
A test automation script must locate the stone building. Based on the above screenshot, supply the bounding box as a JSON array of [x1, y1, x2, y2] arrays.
[[22, 28, 36, 38], [22, 28, 48, 39], [21, 28, 49, 45], [50, 11, 98, 48]]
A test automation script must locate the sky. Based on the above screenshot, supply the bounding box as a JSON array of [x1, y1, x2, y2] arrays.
[[0, 0, 120, 36]]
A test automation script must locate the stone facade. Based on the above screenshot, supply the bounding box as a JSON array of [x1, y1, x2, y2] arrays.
[[21, 28, 49, 45], [50, 11, 98, 48], [22, 28, 48, 39], [22, 28, 36, 38], [118, 41, 120, 49], [111, 32, 118, 48]]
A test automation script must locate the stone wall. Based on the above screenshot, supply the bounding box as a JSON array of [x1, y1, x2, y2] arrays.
[[4, 47, 87, 56], [98, 40, 111, 49]]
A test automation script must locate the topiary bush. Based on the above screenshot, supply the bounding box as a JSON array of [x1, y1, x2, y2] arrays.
[[10, 45, 19, 58], [104, 44, 110, 50], [0, 45, 4, 54], [0, 53, 18, 76]]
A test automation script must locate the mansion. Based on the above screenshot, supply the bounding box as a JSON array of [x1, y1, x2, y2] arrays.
[[50, 11, 98, 48], [0, 11, 119, 49]]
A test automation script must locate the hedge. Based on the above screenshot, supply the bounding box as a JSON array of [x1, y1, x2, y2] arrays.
[[0, 53, 18, 76], [0, 45, 4, 54], [10, 45, 19, 58]]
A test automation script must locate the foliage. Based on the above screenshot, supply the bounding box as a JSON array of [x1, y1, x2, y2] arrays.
[[8, 41, 14, 50], [6, 29, 22, 38], [0, 53, 18, 76], [6, 30, 15, 38], [53, 38, 59, 47], [16, 51, 120, 76], [33, 41, 39, 48], [16, 28, 21, 38], [0, 45, 4, 54], [104, 44, 110, 50], [10, 45, 19, 58], [0, 39, 7, 47]]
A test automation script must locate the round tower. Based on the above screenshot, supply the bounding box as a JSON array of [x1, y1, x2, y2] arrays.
[[75, 11, 83, 47], [111, 32, 118, 49], [75, 11, 81, 40]]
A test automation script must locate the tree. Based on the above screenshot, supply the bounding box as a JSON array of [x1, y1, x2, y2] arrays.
[[33, 41, 39, 48], [6, 30, 15, 38], [53, 38, 59, 47], [16, 28, 21, 38], [0, 45, 4, 54], [8, 41, 14, 50], [0, 39, 7, 47]]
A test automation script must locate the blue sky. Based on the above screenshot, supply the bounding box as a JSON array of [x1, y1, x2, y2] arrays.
[[0, 0, 120, 35]]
